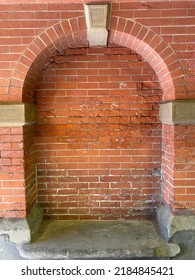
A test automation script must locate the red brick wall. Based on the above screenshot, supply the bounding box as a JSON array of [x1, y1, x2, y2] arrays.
[[0, 0, 194, 219], [174, 126, 195, 214], [0, 127, 26, 218], [161, 124, 174, 211], [24, 125, 37, 214], [0, 125, 36, 218], [34, 46, 162, 220], [162, 124, 195, 215]]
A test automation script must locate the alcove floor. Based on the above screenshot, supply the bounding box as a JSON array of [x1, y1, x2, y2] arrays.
[[19, 220, 180, 259]]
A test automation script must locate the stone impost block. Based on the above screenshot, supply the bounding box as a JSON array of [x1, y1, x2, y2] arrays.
[[160, 100, 195, 125], [0, 103, 37, 126]]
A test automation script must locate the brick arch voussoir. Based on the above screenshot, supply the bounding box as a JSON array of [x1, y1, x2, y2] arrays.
[[109, 17, 186, 101], [10, 17, 88, 102]]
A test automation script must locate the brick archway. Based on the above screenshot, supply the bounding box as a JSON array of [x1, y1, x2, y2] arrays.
[[10, 17, 186, 102]]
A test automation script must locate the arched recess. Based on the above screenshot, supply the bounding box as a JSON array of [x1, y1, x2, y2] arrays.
[[8, 15, 187, 221], [10, 16, 187, 102]]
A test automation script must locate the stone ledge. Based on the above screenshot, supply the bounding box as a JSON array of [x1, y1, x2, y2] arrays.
[[160, 100, 195, 125], [157, 204, 195, 241], [0, 103, 37, 126], [19, 220, 180, 260]]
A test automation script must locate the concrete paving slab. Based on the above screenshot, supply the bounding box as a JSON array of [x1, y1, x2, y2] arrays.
[[19, 220, 180, 260]]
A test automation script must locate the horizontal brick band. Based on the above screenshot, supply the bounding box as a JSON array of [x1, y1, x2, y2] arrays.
[[0, 103, 37, 126], [160, 100, 195, 125]]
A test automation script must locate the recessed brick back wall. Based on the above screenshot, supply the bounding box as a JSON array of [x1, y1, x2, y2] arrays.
[[34, 46, 162, 220]]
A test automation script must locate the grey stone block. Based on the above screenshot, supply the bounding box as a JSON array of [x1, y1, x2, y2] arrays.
[[160, 100, 195, 125], [0, 102, 37, 126]]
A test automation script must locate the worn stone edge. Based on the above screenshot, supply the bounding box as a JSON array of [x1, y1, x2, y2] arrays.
[[157, 204, 195, 241]]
